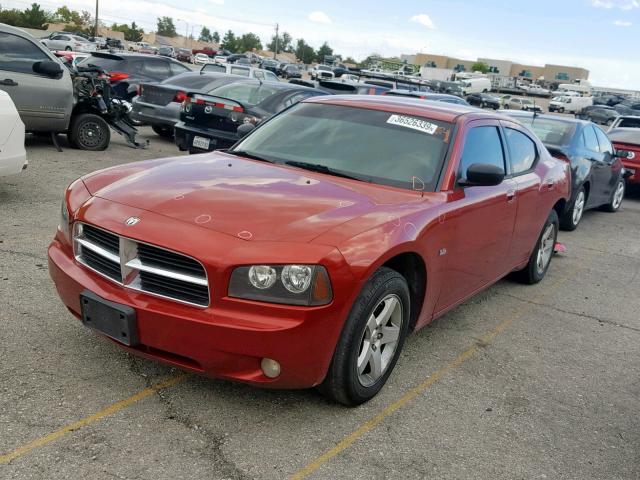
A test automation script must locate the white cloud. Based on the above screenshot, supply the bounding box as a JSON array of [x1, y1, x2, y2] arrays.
[[614, 19, 632, 25], [410, 14, 435, 29], [308, 11, 332, 25], [621, 0, 640, 9], [209, 0, 224, 4], [591, 0, 614, 7]]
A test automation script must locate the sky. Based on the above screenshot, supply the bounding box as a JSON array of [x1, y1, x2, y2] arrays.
[[5, 0, 640, 89]]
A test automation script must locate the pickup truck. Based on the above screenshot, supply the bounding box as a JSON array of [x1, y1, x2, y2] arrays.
[[192, 47, 217, 58], [128, 41, 150, 52]]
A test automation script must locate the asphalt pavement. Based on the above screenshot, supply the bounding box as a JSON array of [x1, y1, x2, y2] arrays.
[[1, 129, 638, 479]]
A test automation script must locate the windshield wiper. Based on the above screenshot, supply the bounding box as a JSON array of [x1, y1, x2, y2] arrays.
[[284, 161, 363, 181], [228, 150, 275, 163]]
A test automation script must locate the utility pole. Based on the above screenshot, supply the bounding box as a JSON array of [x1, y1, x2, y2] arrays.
[[94, 0, 99, 37], [273, 23, 278, 60]]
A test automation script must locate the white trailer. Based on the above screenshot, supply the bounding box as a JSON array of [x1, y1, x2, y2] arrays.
[[419, 67, 453, 82]]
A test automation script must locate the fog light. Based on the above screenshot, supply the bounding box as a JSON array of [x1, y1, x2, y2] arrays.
[[261, 358, 281, 378]]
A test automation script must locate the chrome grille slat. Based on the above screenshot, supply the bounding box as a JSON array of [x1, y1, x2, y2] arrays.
[[73, 222, 210, 307]]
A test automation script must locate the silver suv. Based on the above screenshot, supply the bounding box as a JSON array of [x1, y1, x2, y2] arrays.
[[0, 24, 73, 133]]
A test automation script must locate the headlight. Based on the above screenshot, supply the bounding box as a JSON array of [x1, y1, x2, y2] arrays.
[[229, 264, 333, 306], [59, 198, 70, 241]]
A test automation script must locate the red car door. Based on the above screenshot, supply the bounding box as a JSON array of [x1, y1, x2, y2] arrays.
[[501, 123, 545, 266], [434, 121, 517, 314]]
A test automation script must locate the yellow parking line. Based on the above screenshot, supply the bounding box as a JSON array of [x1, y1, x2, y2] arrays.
[[290, 263, 584, 480], [0, 374, 187, 464]]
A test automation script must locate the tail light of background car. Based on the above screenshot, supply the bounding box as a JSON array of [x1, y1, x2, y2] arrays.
[[109, 72, 130, 82], [173, 91, 188, 103]]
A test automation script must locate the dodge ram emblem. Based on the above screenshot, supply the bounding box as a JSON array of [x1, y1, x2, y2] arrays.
[[125, 217, 140, 226]]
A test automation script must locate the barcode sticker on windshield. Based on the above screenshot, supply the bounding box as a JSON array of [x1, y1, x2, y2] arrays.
[[386, 115, 438, 135]]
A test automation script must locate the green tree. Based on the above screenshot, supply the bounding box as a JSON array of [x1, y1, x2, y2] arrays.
[[267, 31, 292, 53], [237, 33, 262, 52], [156, 16, 177, 37], [315, 42, 333, 63], [19, 3, 50, 29], [0, 8, 24, 26], [294, 38, 315, 64], [471, 61, 490, 74], [198, 26, 212, 42], [112, 22, 143, 41], [212, 31, 220, 43], [220, 30, 237, 52], [343, 56, 357, 65]]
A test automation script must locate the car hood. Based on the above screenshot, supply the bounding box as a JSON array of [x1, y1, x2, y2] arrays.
[[82, 152, 423, 243]]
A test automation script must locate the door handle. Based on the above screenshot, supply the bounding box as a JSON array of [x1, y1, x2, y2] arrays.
[[506, 189, 516, 202], [0, 79, 18, 86]]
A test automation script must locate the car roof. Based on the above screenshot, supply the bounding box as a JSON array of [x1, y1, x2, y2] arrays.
[[304, 94, 503, 122], [608, 128, 640, 144], [88, 52, 179, 62]]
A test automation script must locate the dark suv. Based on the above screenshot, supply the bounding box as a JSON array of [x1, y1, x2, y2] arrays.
[[78, 52, 189, 100]]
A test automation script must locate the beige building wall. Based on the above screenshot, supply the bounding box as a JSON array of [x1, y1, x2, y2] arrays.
[[413, 53, 450, 68], [510, 64, 545, 79], [543, 64, 589, 82], [446, 58, 475, 72]]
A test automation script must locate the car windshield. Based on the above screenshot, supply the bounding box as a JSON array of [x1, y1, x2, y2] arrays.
[[159, 47, 172, 53], [318, 65, 331, 71], [618, 118, 640, 128], [78, 56, 122, 70], [521, 99, 533, 105], [71, 36, 87, 42], [210, 83, 282, 106], [231, 103, 452, 191], [162, 74, 219, 88], [513, 116, 577, 146], [286, 65, 299, 71]]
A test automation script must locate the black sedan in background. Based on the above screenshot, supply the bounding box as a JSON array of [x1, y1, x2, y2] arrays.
[[282, 64, 302, 79], [576, 105, 619, 126], [131, 72, 245, 137], [466, 92, 501, 109], [78, 52, 190, 100], [175, 80, 328, 153], [505, 111, 627, 230]]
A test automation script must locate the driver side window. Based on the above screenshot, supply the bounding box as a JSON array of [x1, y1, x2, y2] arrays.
[[594, 127, 614, 156], [458, 126, 505, 182]]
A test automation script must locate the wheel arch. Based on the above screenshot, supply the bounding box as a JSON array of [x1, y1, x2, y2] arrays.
[[381, 251, 427, 332]]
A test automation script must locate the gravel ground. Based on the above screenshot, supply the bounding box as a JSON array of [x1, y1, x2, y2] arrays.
[[0, 128, 638, 480]]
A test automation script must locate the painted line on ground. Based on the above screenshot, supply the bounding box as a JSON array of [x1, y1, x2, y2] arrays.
[[0, 374, 187, 464], [290, 259, 587, 480]]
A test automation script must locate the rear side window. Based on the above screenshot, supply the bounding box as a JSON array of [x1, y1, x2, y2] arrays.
[[0, 32, 50, 74], [78, 56, 121, 70], [505, 128, 537, 174], [230, 66, 250, 76], [582, 125, 599, 152], [142, 59, 170, 78], [265, 71, 279, 82], [459, 126, 505, 181], [169, 62, 188, 76], [594, 127, 614, 155]]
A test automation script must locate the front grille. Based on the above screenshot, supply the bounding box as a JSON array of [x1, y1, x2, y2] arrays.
[[73, 223, 210, 307]]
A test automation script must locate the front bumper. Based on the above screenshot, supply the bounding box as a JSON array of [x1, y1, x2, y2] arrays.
[[174, 122, 238, 152], [48, 206, 356, 388]]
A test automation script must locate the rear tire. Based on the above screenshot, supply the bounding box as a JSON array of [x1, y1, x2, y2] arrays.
[[515, 210, 559, 284], [68, 114, 110, 151], [151, 125, 173, 138], [319, 267, 410, 406], [558, 107, 565, 114], [601, 178, 625, 212], [560, 186, 586, 231]]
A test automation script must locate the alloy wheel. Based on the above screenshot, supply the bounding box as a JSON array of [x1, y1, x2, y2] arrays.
[[612, 181, 625, 210], [536, 223, 556, 274], [356, 294, 403, 387], [572, 191, 585, 226]]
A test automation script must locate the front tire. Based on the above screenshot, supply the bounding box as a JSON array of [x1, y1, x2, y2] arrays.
[[560, 186, 586, 231], [68, 114, 110, 151], [558, 107, 565, 114], [601, 178, 625, 212], [319, 267, 410, 406], [515, 210, 559, 284]]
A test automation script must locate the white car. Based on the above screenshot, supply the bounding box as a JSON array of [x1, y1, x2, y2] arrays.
[[194, 53, 210, 65], [311, 65, 335, 80], [200, 63, 280, 82], [0, 90, 27, 177], [520, 84, 550, 96], [41, 34, 96, 53], [128, 41, 150, 52], [508, 97, 543, 112]]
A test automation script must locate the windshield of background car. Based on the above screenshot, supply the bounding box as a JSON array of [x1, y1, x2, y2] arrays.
[[618, 118, 640, 128], [210, 83, 282, 106], [162, 74, 221, 89], [232, 103, 452, 191], [318, 65, 331, 71], [78, 56, 122, 70], [514, 117, 577, 146]]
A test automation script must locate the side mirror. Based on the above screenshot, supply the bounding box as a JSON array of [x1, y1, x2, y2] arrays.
[[462, 163, 505, 186], [33, 60, 63, 78], [237, 123, 256, 138], [615, 149, 633, 159]]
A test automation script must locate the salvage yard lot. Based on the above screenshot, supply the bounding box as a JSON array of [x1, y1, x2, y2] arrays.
[[1, 131, 639, 479]]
